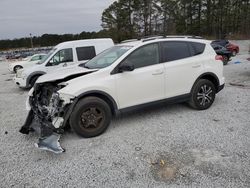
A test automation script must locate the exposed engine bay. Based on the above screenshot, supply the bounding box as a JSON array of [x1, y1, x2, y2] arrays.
[[19, 71, 95, 153], [20, 83, 71, 153]]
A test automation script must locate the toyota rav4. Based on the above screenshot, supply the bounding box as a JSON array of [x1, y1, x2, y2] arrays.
[[20, 36, 225, 153]]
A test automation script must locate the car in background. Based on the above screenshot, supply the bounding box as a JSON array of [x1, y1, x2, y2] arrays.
[[212, 40, 239, 56], [211, 43, 232, 65], [0, 56, 5, 61], [13, 38, 114, 88], [8, 54, 46, 73]]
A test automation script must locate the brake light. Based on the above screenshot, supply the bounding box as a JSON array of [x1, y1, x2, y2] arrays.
[[215, 55, 223, 61]]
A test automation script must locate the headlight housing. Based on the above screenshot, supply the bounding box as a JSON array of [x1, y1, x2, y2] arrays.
[[16, 69, 27, 78], [58, 92, 75, 104]]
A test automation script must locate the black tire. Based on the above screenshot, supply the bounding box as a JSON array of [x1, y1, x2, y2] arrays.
[[29, 75, 40, 87], [189, 79, 216, 110], [14, 65, 23, 73], [222, 55, 229, 65], [70, 96, 112, 138]]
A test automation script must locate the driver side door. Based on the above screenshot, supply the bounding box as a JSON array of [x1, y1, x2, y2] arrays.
[[45, 48, 74, 73], [114, 43, 165, 109]]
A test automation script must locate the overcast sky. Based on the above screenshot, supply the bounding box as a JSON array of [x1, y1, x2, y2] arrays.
[[0, 0, 116, 40]]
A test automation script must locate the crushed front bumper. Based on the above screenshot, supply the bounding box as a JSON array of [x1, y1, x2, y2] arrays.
[[13, 76, 27, 88], [20, 83, 75, 154]]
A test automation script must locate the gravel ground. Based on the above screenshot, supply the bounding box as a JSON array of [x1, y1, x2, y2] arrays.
[[0, 53, 250, 188]]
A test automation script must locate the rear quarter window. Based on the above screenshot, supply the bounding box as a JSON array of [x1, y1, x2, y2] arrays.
[[76, 46, 96, 61], [188, 42, 206, 56]]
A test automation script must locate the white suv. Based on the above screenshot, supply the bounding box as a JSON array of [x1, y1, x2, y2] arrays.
[[20, 37, 225, 153]]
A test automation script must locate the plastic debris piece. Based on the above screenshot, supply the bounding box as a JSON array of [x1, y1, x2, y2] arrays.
[[160, 159, 165, 166], [234, 61, 241, 64], [35, 133, 65, 154]]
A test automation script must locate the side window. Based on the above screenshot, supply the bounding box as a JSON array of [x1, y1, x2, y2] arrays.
[[30, 55, 40, 61], [124, 43, 159, 69], [189, 42, 205, 55], [48, 48, 73, 66], [76, 46, 96, 61], [161, 41, 191, 62]]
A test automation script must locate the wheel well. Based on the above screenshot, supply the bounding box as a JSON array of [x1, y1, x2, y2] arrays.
[[199, 74, 219, 92], [13, 65, 23, 71], [29, 74, 42, 85], [79, 93, 117, 116]]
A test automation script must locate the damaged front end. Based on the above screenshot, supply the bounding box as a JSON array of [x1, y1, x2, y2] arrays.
[[20, 83, 74, 154]]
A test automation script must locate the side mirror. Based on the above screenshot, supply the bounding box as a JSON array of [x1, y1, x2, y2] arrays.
[[119, 61, 134, 72]]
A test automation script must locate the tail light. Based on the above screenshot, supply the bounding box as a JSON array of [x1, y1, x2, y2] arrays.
[[215, 55, 223, 61]]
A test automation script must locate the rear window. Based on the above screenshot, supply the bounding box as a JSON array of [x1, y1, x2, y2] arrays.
[[76, 46, 96, 61]]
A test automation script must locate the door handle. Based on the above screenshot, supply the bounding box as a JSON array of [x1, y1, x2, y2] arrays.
[[152, 69, 164, 75], [192, 64, 201, 68]]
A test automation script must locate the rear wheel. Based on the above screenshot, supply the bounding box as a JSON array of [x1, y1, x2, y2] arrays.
[[14, 65, 23, 73], [222, 55, 229, 65], [189, 79, 216, 110], [232, 50, 237, 56], [70, 97, 112, 138]]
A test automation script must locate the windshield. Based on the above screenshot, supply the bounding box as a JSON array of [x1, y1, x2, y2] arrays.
[[81, 46, 132, 69], [37, 48, 57, 64]]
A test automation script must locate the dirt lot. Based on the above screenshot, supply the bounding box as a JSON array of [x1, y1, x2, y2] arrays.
[[0, 52, 250, 187]]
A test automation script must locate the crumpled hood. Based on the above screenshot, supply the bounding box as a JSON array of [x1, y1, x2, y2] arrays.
[[36, 65, 97, 83]]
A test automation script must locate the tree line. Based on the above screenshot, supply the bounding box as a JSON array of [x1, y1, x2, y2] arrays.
[[102, 0, 250, 42], [0, 31, 111, 50], [1, 0, 249, 50]]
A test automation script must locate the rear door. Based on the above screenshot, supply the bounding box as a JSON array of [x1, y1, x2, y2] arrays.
[[161, 41, 205, 98]]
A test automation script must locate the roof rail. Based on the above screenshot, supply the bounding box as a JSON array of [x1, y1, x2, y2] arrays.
[[120, 39, 139, 43], [165, 35, 203, 39], [141, 35, 164, 42]]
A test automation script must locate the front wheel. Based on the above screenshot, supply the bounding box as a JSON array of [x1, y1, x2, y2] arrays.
[[232, 50, 237, 56], [14, 65, 23, 73], [70, 97, 112, 138], [189, 79, 216, 110]]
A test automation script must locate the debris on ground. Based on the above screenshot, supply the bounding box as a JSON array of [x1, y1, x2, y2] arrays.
[[229, 82, 250, 89], [135, 146, 142, 151], [234, 61, 242, 64], [213, 119, 220, 122]]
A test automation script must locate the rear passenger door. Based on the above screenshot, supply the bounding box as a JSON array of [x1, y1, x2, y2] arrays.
[[161, 41, 205, 98]]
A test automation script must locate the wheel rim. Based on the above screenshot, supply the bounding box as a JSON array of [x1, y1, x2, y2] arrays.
[[80, 107, 104, 130], [15, 66, 21, 72], [197, 84, 213, 106], [223, 56, 228, 62]]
